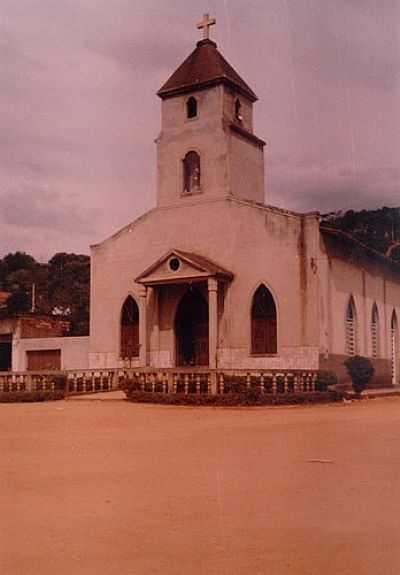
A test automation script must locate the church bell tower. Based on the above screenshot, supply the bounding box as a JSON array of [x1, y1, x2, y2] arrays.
[[156, 14, 266, 207]]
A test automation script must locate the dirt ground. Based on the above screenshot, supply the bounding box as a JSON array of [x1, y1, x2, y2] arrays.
[[1, 393, 400, 575]]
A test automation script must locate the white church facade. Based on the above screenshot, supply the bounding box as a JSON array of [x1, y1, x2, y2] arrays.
[[88, 18, 400, 388]]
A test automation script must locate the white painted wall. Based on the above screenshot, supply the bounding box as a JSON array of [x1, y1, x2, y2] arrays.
[[13, 336, 89, 371]]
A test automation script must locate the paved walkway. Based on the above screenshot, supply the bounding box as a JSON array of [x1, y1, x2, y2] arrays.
[[67, 390, 126, 401], [348, 386, 400, 399]]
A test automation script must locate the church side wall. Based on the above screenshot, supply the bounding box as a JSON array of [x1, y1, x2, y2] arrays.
[[89, 200, 321, 371], [318, 239, 400, 387]]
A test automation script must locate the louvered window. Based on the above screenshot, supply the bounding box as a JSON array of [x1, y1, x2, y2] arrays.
[[345, 297, 357, 356], [371, 304, 379, 358], [391, 312, 398, 385]]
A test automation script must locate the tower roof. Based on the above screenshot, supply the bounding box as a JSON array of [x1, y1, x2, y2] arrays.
[[157, 39, 257, 102]]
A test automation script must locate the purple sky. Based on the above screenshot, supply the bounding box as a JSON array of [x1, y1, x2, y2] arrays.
[[1, 0, 399, 260]]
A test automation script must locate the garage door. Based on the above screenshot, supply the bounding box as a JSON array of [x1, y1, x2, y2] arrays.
[[27, 350, 61, 371]]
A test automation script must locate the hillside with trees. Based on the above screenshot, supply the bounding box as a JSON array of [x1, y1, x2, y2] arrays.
[[322, 206, 400, 263], [0, 252, 90, 335]]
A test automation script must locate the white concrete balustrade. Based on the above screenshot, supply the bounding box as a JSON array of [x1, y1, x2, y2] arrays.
[[0, 368, 320, 395]]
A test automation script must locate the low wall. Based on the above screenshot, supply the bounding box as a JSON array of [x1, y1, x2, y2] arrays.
[[319, 354, 393, 388], [12, 336, 90, 371], [0, 367, 320, 396]]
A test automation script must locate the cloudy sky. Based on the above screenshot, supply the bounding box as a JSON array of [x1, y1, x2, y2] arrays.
[[1, 0, 399, 260]]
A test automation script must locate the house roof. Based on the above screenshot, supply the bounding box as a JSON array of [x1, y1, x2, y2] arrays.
[[157, 39, 257, 102]]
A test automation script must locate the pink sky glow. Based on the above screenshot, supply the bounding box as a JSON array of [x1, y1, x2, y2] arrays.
[[1, 0, 399, 260]]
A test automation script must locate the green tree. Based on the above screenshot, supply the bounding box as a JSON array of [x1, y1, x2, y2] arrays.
[[47, 253, 90, 335], [3, 252, 36, 273], [344, 355, 375, 397], [6, 289, 31, 316]]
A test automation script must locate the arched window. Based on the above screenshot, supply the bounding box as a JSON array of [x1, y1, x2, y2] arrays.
[[345, 296, 357, 356], [235, 98, 242, 121], [371, 303, 379, 358], [120, 296, 139, 359], [186, 96, 197, 119], [391, 311, 398, 385], [251, 285, 277, 354], [183, 151, 201, 194]]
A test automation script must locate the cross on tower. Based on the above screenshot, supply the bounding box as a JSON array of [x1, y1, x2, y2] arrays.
[[197, 13, 216, 40]]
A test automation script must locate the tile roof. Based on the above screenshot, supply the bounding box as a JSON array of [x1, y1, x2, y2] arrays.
[[158, 39, 257, 101]]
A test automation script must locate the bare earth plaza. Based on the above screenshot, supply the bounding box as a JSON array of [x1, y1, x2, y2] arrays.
[[2, 393, 400, 575], [1, 9, 400, 575]]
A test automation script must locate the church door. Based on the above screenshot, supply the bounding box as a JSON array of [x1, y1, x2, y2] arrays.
[[175, 288, 209, 366]]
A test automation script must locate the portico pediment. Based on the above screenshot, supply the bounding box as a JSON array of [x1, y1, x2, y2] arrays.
[[135, 250, 233, 286]]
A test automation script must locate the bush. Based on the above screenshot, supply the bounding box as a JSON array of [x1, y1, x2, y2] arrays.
[[124, 390, 343, 407], [315, 370, 338, 391], [0, 390, 65, 403], [344, 355, 375, 396]]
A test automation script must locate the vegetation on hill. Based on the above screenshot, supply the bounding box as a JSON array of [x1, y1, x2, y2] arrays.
[[322, 206, 400, 263], [0, 251, 89, 336]]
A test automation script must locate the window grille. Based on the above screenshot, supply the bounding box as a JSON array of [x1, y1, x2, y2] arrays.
[[371, 304, 379, 358], [391, 312, 398, 385], [345, 298, 357, 356]]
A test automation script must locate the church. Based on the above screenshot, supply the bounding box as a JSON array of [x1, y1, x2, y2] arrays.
[[88, 15, 400, 389]]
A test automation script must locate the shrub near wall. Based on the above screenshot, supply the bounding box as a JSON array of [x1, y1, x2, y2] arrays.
[[122, 369, 341, 406], [0, 375, 67, 402], [0, 390, 65, 403], [124, 389, 343, 407]]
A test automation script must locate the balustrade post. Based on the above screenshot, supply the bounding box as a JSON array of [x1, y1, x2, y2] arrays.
[[272, 374, 277, 394], [26, 374, 32, 392], [208, 278, 218, 369], [138, 285, 148, 367], [210, 371, 217, 395], [167, 372, 172, 394], [65, 374, 70, 399]]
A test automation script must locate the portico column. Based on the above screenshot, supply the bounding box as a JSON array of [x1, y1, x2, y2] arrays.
[[208, 278, 218, 369], [138, 285, 148, 366]]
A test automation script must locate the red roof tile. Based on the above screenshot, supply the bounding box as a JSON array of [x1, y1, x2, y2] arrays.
[[158, 39, 257, 102]]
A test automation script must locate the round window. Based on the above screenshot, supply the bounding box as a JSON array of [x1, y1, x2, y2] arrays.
[[169, 257, 180, 272]]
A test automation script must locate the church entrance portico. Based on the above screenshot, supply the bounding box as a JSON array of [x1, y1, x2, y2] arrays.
[[135, 250, 233, 369]]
